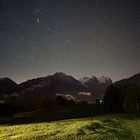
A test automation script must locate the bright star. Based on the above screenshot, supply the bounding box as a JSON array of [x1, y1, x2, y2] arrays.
[[37, 18, 40, 23]]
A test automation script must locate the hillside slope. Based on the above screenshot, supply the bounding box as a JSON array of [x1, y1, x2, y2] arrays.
[[0, 111, 140, 140], [115, 73, 140, 85]]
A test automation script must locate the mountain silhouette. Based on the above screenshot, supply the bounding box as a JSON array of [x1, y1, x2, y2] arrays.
[[114, 73, 140, 85], [15, 72, 85, 105], [0, 77, 17, 96], [0, 72, 113, 105]]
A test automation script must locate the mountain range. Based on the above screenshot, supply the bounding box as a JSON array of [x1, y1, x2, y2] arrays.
[[0, 72, 140, 106], [0, 72, 112, 105]]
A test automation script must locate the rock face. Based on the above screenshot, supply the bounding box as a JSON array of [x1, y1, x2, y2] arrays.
[[0, 72, 112, 105], [79, 76, 112, 102], [114, 73, 140, 85]]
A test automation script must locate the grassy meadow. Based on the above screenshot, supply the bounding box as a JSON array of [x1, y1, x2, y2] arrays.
[[0, 105, 140, 140]]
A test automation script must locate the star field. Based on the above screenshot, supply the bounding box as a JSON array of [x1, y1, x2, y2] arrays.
[[0, 0, 140, 83]]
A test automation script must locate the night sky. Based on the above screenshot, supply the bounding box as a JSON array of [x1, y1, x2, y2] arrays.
[[0, 0, 140, 83]]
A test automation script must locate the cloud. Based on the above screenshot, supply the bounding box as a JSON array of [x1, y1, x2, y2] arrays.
[[56, 93, 75, 100], [78, 92, 91, 96]]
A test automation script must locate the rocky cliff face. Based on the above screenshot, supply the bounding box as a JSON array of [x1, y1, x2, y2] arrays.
[[79, 76, 112, 102]]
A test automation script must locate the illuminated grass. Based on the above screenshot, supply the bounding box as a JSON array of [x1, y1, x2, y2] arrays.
[[0, 113, 140, 140]]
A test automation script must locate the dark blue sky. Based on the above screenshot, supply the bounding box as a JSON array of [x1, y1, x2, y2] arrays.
[[0, 0, 140, 83]]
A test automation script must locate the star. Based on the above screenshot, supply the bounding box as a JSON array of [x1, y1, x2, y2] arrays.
[[37, 18, 40, 23]]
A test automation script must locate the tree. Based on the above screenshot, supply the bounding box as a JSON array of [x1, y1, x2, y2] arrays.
[[77, 100, 88, 105], [56, 96, 68, 105], [123, 84, 140, 112], [29, 96, 54, 110], [95, 99, 100, 106], [103, 84, 122, 111], [55, 95, 76, 106], [103, 83, 140, 113]]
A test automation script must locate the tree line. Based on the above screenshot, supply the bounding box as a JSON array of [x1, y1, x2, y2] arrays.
[[103, 84, 140, 113]]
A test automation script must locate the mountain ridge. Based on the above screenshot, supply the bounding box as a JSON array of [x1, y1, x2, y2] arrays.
[[114, 73, 140, 85], [1, 72, 139, 105]]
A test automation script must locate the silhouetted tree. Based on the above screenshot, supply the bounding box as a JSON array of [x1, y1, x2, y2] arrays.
[[77, 100, 88, 105], [103, 83, 140, 113], [55, 96, 76, 106], [29, 96, 54, 110], [103, 84, 122, 111], [56, 96, 68, 105], [95, 99, 100, 106], [123, 84, 140, 112]]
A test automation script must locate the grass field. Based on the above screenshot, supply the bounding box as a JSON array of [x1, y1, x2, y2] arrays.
[[0, 106, 140, 140]]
